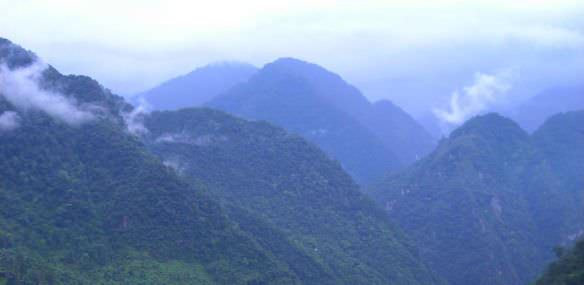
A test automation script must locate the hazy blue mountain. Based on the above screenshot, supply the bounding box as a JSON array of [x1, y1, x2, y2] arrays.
[[208, 58, 434, 183], [370, 113, 584, 285], [513, 86, 584, 132], [143, 107, 444, 285], [249, 58, 436, 163], [531, 111, 584, 248], [134, 62, 257, 110], [208, 60, 399, 184], [363, 100, 436, 162], [532, 111, 584, 192]]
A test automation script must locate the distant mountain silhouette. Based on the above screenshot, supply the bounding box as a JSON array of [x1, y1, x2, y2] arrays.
[[134, 62, 257, 110], [513, 86, 584, 131], [209, 58, 434, 183]]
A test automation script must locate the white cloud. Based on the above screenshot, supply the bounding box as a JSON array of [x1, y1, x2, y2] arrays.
[[0, 111, 20, 131], [122, 98, 150, 136], [433, 70, 516, 125], [0, 62, 96, 126]]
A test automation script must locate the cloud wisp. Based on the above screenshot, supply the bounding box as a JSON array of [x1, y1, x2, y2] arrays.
[[433, 70, 516, 126], [0, 111, 20, 131], [122, 98, 150, 136], [0, 62, 96, 126]]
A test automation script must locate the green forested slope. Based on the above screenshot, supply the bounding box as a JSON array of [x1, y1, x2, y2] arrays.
[[0, 37, 297, 285], [143, 108, 444, 285], [531, 111, 584, 285], [370, 113, 584, 285], [0, 37, 443, 285]]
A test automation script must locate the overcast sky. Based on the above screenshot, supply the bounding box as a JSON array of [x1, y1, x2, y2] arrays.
[[1, 0, 583, 115]]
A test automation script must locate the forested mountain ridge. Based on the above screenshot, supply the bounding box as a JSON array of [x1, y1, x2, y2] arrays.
[[255, 58, 435, 163], [0, 37, 443, 284], [143, 107, 444, 285], [370, 112, 584, 285], [536, 137, 584, 285], [0, 37, 300, 284], [529, 111, 584, 257], [208, 61, 400, 184], [208, 58, 434, 184], [532, 111, 584, 193]]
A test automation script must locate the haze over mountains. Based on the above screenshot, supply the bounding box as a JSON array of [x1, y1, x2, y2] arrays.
[[0, 38, 445, 284], [134, 62, 257, 110], [511, 86, 584, 132], [138, 57, 435, 184], [0, 29, 583, 285]]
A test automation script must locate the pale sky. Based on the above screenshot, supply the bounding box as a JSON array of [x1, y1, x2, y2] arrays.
[[1, 0, 583, 115]]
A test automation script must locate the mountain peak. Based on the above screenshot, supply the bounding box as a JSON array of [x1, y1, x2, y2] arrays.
[[264, 57, 335, 79], [450, 113, 528, 141], [272, 57, 311, 65]]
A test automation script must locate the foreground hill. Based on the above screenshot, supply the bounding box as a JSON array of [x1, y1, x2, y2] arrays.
[[0, 38, 298, 284], [143, 108, 443, 285], [370, 112, 584, 285], [134, 62, 257, 110]]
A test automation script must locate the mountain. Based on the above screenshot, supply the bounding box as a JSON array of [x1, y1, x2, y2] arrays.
[[369, 113, 584, 285], [363, 100, 436, 161], [531, 111, 584, 249], [208, 58, 434, 184], [134, 62, 257, 110], [256, 58, 435, 162], [535, 239, 584, 285], [512, 86, 584, 132], [532, 110, 584, 193], [0, 38, 299, 284], [143, 107, 443, 285], [0, 38, 443, 284]]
